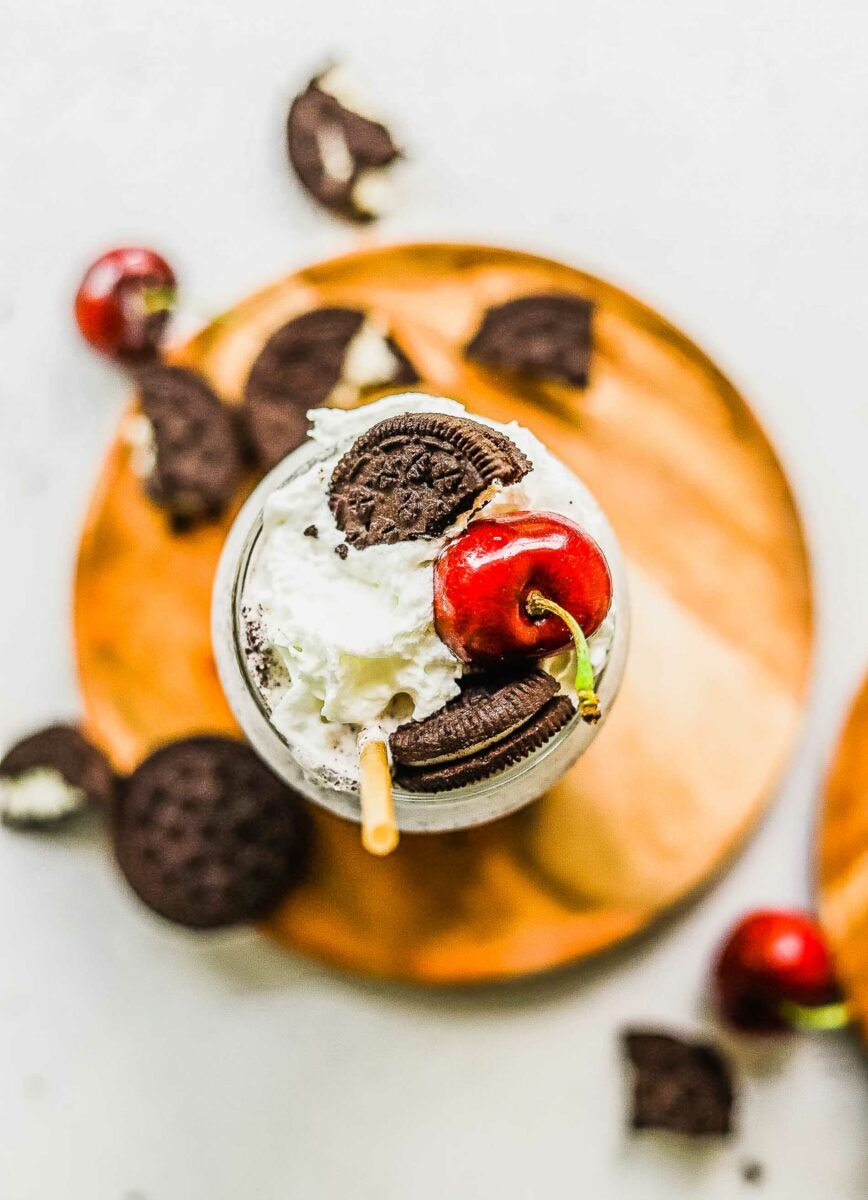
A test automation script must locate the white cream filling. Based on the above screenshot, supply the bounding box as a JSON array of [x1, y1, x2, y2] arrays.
[[350, 168, 394, 218], [315, 125, 354, 185], [124, 414, 157, 480], [328, 319, 401, 408], [408, 715, 530, 767], [313, 66, 396, 216], [243, 393, 617, 791], [0, 769, 86, 825], [316, 65, 384, 124]]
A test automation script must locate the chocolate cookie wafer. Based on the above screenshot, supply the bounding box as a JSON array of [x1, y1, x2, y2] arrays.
[[243, 308, 418, 469], [395, 694, 575, 793], [113, 737, 311, 929], [136, 364, 242, 530], [0, 724, 115, 828], [287, 66, 401, 222], [623, 1030, 736, 1137], [328, 412, 531, 548], [391, 670, 559, 767], [466, 293, 594, 388]]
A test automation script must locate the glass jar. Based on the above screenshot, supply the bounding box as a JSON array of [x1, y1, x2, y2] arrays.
[[212, 442, 630, 834]]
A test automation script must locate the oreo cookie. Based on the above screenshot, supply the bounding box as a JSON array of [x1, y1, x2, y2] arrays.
[[328, 412, 531, 548], [0, 724, 115, 828], [113, 737, 312, 929], [395, 694, 574, 793], [136, 365, 243, 529], [465, 293, 594, 388], [287, 66, 401, 222], [243, 308, 417, 470], [623, 1030, 736, 1137], [391, 670, 559, 767]]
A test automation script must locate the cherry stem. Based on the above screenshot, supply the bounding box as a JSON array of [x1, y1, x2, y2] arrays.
[[525, 590, 601, 724], [779, 1000, 851, 1032], [139, 285, 177, 315]]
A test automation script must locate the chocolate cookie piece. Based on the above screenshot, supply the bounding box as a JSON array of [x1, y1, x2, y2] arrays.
[[243, 308, 418, 470], [623, 1030, 736, 1137], [466, 293, 594, 388], [391, 670, 559, 767], [329, 412, 531, 548], [287, 66, 401, 222], [0, 724, 115, 828], [395, 694, 574, 793], [113, 737, 312, 929], [136, 365, 242, 529]]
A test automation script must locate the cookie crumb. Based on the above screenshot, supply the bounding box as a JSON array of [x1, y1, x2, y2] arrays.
[[335, 543, 349, 560], [242, 606, 283, 695], [304, 524, 319, 538], [741, 1160, 764, 1185]]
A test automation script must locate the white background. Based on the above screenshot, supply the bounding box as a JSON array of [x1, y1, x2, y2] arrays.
[[2, 1, 867, 1196]]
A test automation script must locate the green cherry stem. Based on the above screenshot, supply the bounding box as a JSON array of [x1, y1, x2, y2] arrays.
[[140, 284, 178, 315], [525, 590, 601, 724], [779, 1000, 852, 1032]]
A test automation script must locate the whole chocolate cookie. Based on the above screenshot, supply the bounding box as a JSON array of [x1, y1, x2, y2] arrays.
[[113, 737, 312, 929], [0, 724, 115, 828], [243, 308, 417, 470], [287, 67, 401, 222], [395, 694, 575, 793], [466, 293, 594, 388], [623, 1029, 736, 1137], [328, 412, 531, 548], [390, 670, 559, 767], [136, 364, 242, 530]]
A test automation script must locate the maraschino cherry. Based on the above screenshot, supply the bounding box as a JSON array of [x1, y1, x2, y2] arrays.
[[433, 511, 612, 722], [713, 909, 846, 1034], [75, 247, 176, 363]]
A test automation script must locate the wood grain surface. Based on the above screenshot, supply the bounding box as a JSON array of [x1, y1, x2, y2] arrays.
[[75, 243, 813, 982], [820, 674, 868, 1036]]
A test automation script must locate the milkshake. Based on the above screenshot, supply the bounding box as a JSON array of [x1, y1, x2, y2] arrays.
[[213, 394, 629, 836]]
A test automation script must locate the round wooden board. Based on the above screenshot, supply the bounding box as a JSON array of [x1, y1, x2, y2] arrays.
[[820, 674, 868, 1038], [75, 242, 813, 983]]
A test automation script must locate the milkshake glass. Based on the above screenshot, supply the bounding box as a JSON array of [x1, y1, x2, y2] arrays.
[[212, 399, 629, 833]]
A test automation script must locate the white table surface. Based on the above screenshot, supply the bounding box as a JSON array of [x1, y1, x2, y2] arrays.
[[2, 1, 867, 1196]]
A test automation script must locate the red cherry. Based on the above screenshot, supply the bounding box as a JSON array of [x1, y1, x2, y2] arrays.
[[713, 910, 842, 1034], [74, 247, 176, 362], [433, 511, 612, 720]]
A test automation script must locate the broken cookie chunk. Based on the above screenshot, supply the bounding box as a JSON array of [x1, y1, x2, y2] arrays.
[[466, 293, 594, 388], [623, 1029, 736, 1137], [134, 364, 243, 530], [0, 724, 116, 828], [287, 66, 402, 222], [244, 307, 418, 469]]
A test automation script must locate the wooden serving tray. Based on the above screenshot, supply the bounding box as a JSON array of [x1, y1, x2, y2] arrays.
[[75, 243, 812, 982], [820, 674, 868, 1037]]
